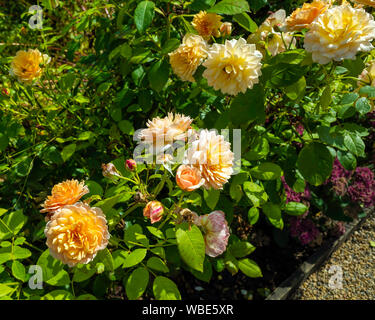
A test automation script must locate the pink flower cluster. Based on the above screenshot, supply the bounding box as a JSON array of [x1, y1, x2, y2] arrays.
[[329, 158, 375, 207], [289, 217, 320, 245], [347, 167, 375, 208]]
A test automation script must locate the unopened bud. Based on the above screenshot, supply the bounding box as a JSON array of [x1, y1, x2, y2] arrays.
[[220, 22, 232, 37], [1, 88, 9, 96], [143, 200, 164, 224], [125, 159, 137, 171]]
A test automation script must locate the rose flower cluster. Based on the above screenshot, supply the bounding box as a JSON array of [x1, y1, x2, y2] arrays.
[[133, 112, 233, 257], [41, 180, 109, 267]]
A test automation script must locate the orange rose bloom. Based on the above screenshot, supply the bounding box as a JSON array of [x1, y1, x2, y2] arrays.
[[285, 0, 330, 31], [176, 165, 205, 192], [10, 49, 50, 84], [41, 179, 89, 214], [44, 203, 109, 267]]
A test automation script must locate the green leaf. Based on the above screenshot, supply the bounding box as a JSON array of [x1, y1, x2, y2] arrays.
[[238, 258, 262, 278], [284, 202, 308, 216], [42, 290, 74, 300], [126, 267, 149, 300], [161, 38, 180, 55], [148, 59, 170, 92], [85, 180, 103, 197], [262, 202, 283, 229], [233, 12, 257, 32], [229, 85, 265, 125], [11, 260, 27, 282], [37, 249, 69, 285], [147, 257, 169, 273], [296, 142, 333, 186], [74, 94, 90, 104], [190, 0, 216, 11], [123, 248, 147, 268], [250, 162, 282, 180], [0, 133, 9, 152], [76, 294, 97, 300], [229, 241, 256, 258], [0, 284, 14, 297], [203, 188, 220, 210], [93, 248, 114, 272], [153, 276, 181, 300], [285, 76, 306, 101], [61, 143, 76, 162], [208, 0, 250, 15], [146, 226, 164, 239], [355, 97, 371, 115], [124, 224, 149, 248], [118, 120, 134, 135], [73, 264, 96, 283], [0, 210, 27, 240], [176, 223, 205, 272], [190, 258, 213, 282], [243, 181, 268, 207], [244, 136, 269, 161], [337, 150, 357, 171], [134, 1, 155, 33], [248, 207, 259, 225]]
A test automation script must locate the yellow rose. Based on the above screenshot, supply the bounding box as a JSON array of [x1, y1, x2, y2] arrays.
[[10, 49, 50, 84], [44, 202, 109, 267], [192, 11, 222, 39]]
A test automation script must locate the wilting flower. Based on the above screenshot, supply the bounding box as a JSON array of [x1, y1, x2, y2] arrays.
[[194, 211, 230, 257], [41, 179, 89, 214], [185, 129, 234, 190], [285, 0, 330, 31], [220, 22, 232, 37], [10, 49, 50, 84], [125, 159, 137, 171], [176, 165, 205, 192], [143, 200, 164, 224], [352, 0, 375, 7], [192, 11, 222, 39], [248, 10, 296, 57], [304, 4, 375, 64], [137, 113, 193, 152], [202, 38, 262, 96], [169, 34, 208, 82], [44, 202, 109, 267], [358, 61, 375, 87], [102, 163, 120, 178]]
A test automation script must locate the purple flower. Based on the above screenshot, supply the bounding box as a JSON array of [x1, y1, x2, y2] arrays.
[[347, 167, 375, 207], [289, 217, 320, 245]]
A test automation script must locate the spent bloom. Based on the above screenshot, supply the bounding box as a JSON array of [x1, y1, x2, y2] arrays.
[[357, 61, 375, 87], [194, 211, 230, 257], [304, 4, 375, 64], [185, 129, 234, 190], [248, 10, 296, 57], [143, 200, 164, 224], [10, 49, 50, 84], [137, 113, 193, 152], [192, 11, 222, 39], [102, 163, 120, 178], [202, 38, 262, 96], [41, 179, 89, 214], [44, 202, 109, 267], [169, 34, 208, 82], [176, 165, 205, 192], [285, 0, 331, 31]]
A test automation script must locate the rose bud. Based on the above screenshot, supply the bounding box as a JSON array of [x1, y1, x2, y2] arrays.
[[1, 88, 9, 96], [101, 163, 120, 178], [176, 165, 205, 192], [143, 200, 164, 224], [220, 22, 232, 37], [125, 159, 137, 171]]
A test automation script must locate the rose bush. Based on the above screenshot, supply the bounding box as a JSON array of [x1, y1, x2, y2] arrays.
[[0, 0, 374, 300]]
